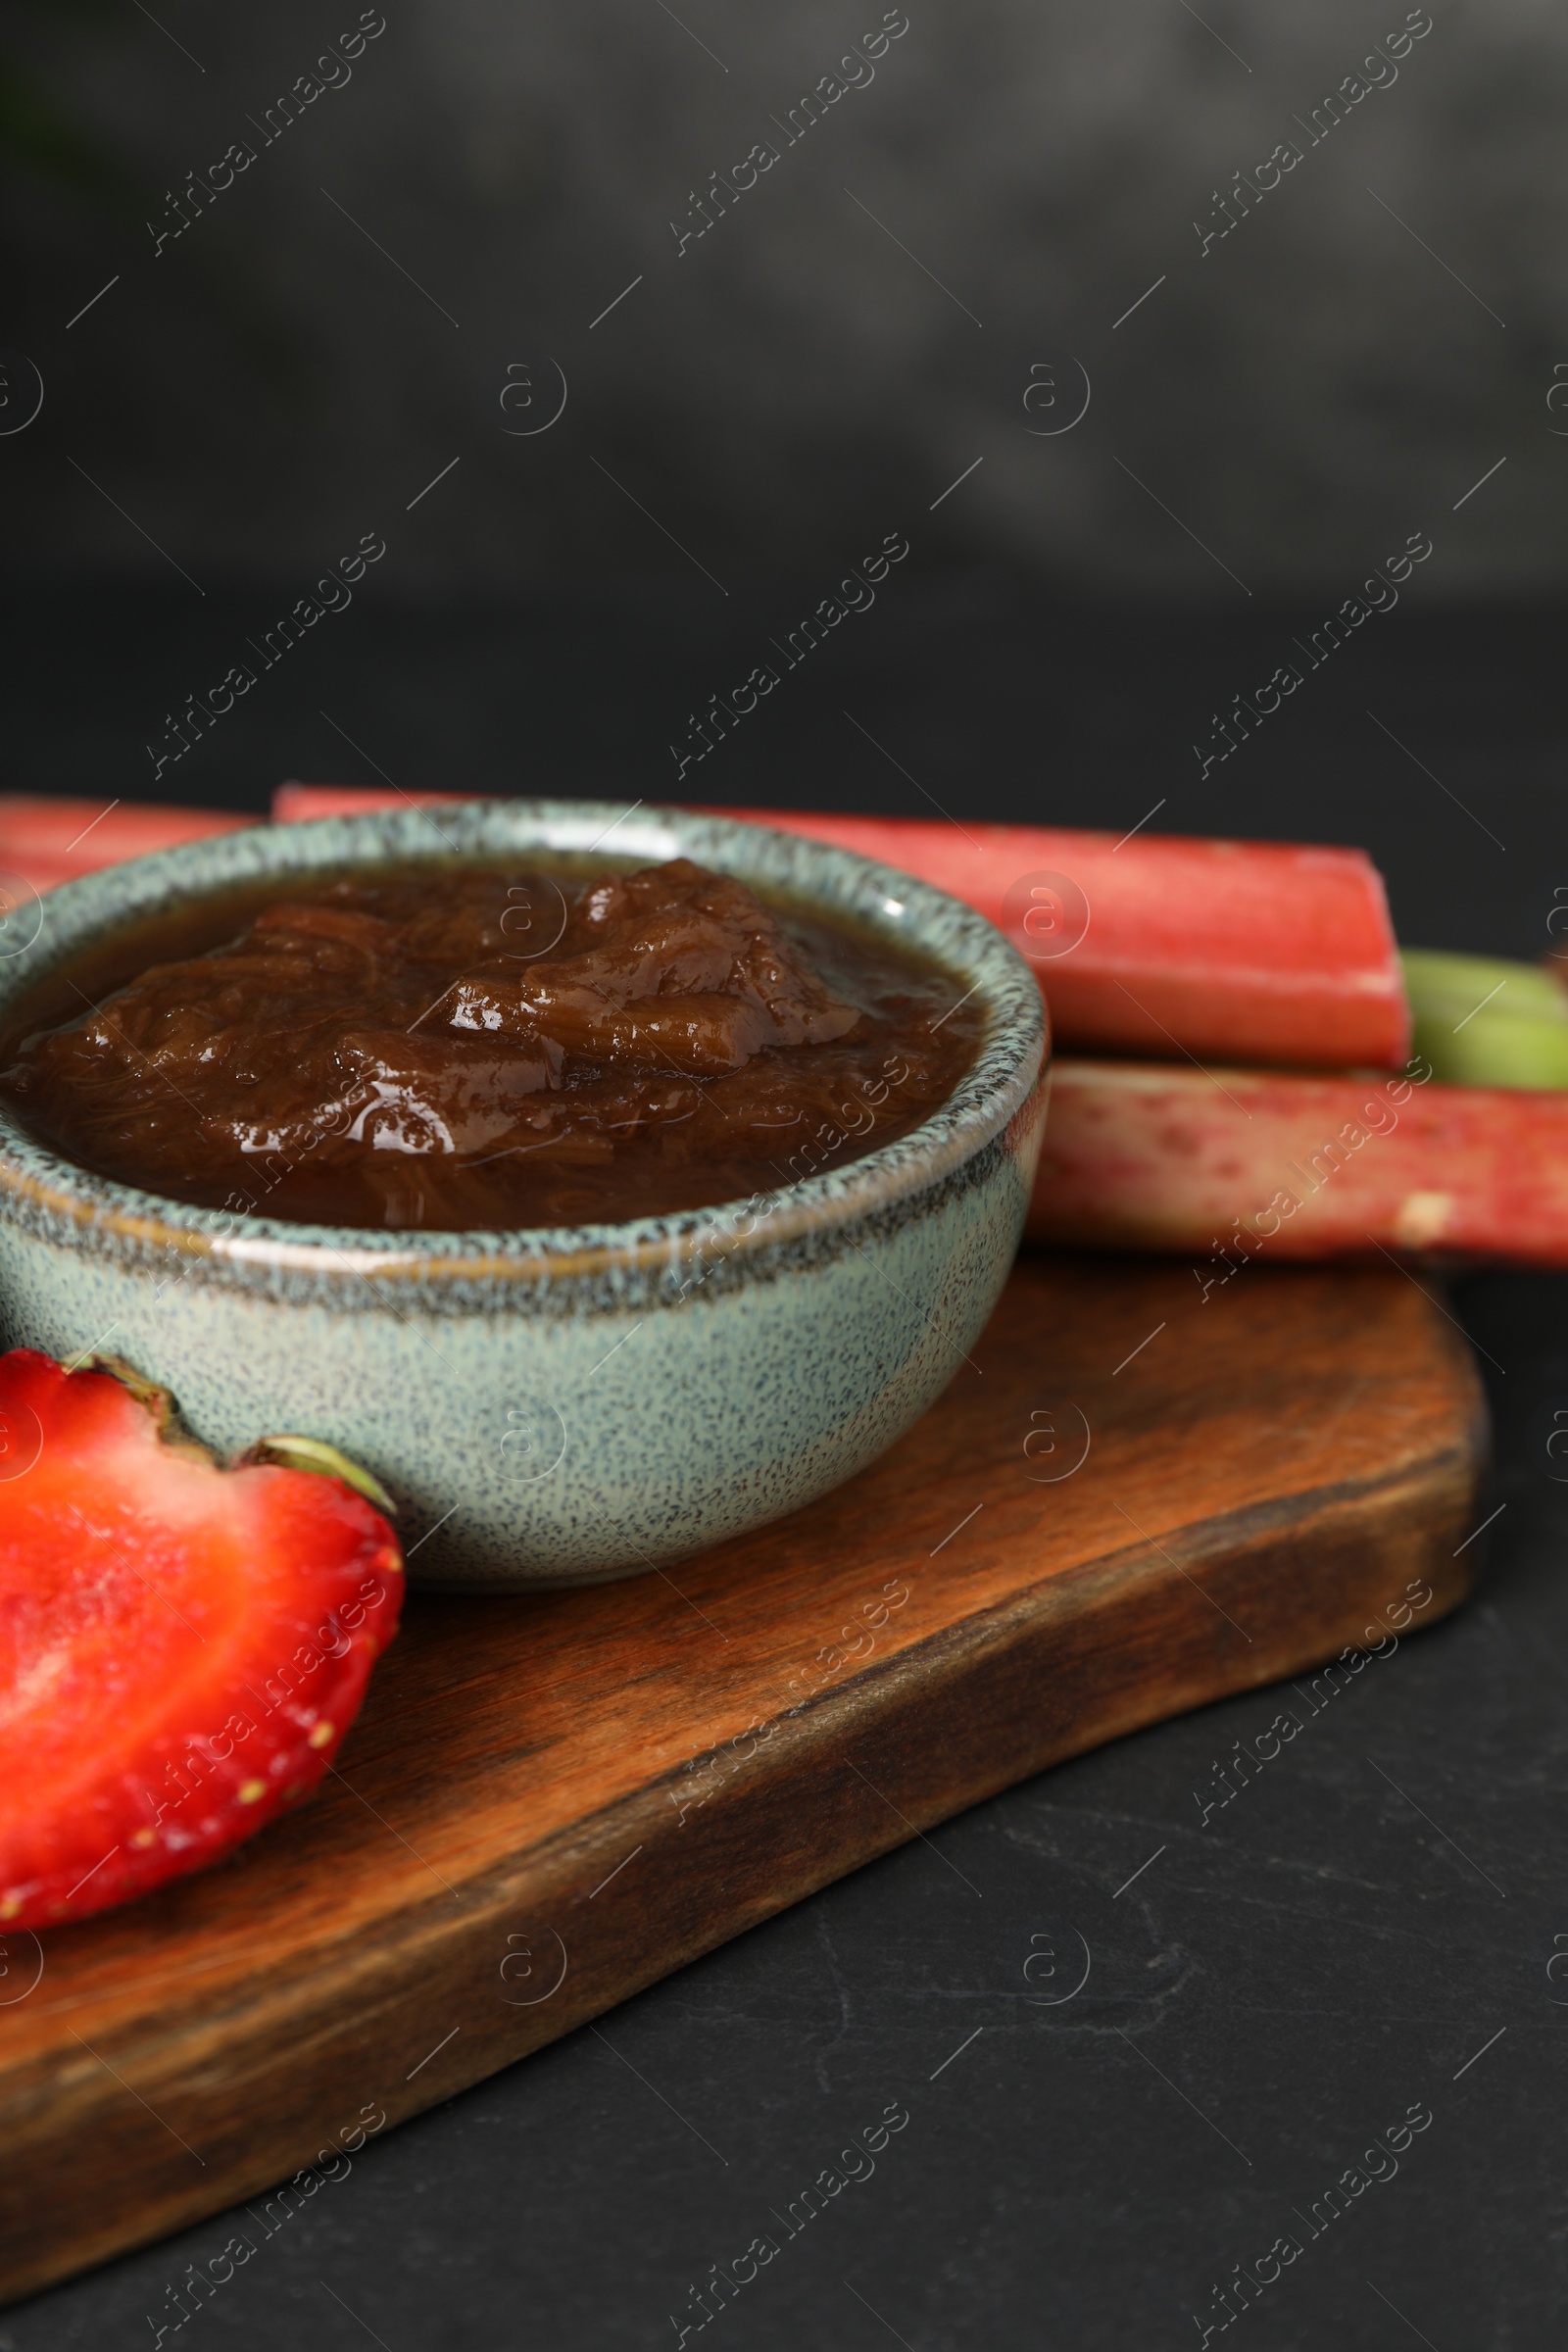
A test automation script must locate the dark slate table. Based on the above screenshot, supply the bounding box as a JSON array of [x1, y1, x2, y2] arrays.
[[2, 583, 1562, 2350]]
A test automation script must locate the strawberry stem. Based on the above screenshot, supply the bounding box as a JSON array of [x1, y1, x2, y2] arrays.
[[248, 1435, 398, 1516]]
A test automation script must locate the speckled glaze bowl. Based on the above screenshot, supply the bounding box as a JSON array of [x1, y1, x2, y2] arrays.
[[0, 801, 1048, 1589]]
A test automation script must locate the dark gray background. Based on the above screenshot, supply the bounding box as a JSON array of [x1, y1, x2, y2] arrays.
[[4, 0, 1566, 593], [3, 0, 1567, 2343]]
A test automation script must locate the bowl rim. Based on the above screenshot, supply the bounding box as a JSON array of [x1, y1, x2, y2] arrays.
[[0, 798, 1048, 1287]]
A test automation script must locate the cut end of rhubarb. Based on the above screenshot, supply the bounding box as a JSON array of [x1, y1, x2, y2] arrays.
[[1401, 950, 1568, 1091]]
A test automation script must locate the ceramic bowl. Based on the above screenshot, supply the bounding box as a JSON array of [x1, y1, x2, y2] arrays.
[[0, 801, 1048, 1589]]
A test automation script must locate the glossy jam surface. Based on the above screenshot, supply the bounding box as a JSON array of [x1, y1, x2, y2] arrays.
[[1, 858, 984, 1230]]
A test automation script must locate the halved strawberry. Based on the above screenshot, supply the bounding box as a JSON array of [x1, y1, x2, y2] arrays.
[[0, 1350, 403, 1930]]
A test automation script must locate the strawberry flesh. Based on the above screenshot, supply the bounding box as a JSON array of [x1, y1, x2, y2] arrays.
[[0, 1350, 403, 1930]]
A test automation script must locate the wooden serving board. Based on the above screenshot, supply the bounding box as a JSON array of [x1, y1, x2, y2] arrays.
[[0, 1252, 1487, 2305]]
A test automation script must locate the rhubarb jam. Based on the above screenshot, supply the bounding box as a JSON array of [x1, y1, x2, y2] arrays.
[[0, 858, 985, 1230]]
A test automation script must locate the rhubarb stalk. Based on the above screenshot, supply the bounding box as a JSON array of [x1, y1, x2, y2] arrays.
[[1030, 1056, 1568, 1267], [270, 785, 1411, 1070], [0, 795, 251, 897]]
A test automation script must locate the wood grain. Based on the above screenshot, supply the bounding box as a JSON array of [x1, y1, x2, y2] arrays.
[[0, 1252, 1487, 2305]]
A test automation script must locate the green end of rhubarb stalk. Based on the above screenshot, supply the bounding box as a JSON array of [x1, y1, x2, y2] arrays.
[[1401, 949, 1568, 1090]]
